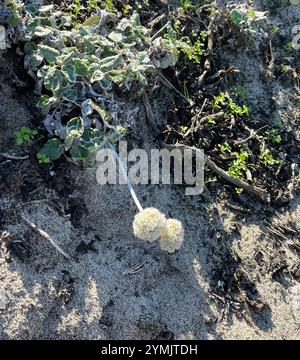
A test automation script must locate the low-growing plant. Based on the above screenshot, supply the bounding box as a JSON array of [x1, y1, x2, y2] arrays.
[[2, 3, 180, 162], [232, 85, 249, 101], [180, 31, 209, 64], [265, 128, 282, 144], [37, 152, 51, 164], [229, 4, 267, 39], [260, 148, 281, 166], [213, 92, 249, 116], [219, 141, 232, 154], [228, 149, 249, 178], [15, 126, 37, 145]]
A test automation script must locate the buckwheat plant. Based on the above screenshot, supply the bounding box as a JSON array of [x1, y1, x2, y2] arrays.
[[1, 2, 180, 162]]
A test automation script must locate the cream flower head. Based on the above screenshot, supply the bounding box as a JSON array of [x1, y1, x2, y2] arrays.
[[133, 207, 167, 242], [159, 219, 184, 253]]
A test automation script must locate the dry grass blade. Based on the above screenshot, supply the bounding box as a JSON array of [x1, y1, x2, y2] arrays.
[[21, 216, 71, 260], [0, 153, 29, 160]]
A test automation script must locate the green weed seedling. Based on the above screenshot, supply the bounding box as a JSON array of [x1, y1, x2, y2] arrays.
[[15, 126, 37, 145]]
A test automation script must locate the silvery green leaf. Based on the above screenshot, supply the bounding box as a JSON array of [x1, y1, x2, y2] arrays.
[[62, 64, 77, 83], [37, 65, 50, 78], [39, 5, 55, 14], [108, 69, 129, 83], [24, 4, 39, 15], [156, 52, 177, 69], [38, 45, 60, 63], [24, 42, 37, 55], [36, 95, 57, 108], [44, 68, 63, 92], [70, 145, 90, 159], [61, 88, 78, 101], [60, 16, 72, 28], [43, 114, 60, 134], [84, 39, 96, 54], [81, 99, 94, 117], [92, 103, 113, 124], [28, 52, 44, 69], [108, 31, 123, 43], [131, 11, 141, 27], [136, 51, 151, 64], [99, 77, 112, 91], [27, 17, 42, 31], [230, 9, 245, 25], [33, 26, 53, 37], [90, 70, 105, 83], [49, 16, 57, 29], [73, 59, 89, 76], [98, 54, 123, 73], [135, 71, 147, 86]]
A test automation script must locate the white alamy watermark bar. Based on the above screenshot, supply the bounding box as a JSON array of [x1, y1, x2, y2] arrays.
[[96, 141, 205, 196]]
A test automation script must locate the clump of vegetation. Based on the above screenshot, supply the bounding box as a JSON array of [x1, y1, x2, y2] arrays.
[[229, 4, 268, 39], [213, 92, 249, 116], [1, 2, 181, 162], [15, 126, 37, 145], [228, 149, 250, 179]]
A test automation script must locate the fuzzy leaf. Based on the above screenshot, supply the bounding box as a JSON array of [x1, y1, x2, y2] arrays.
[[38, 45, 60, 63], [83, 15, 100, 27], [44, 68, 63, 92], [33, 26, 53, 37], [62, 64, 77, 83], [61, 88, 78, 101]]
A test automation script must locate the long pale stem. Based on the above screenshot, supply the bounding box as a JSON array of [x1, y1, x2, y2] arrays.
[[108, 143, 144, 212]]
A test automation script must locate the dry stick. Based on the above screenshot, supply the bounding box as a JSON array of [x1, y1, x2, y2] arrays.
[[163, 142, 269, 201], [21, 216, 71, 260], [183, 98, 208, 139], [197, 16, 215, 87], [141, 90, 158, 132], [150, 20, 171, 41], [183, 110, 224, 139], [159, 73, 194, 105], [0, 153, 29, 160]]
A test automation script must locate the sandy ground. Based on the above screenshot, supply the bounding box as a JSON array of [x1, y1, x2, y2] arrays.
[[0, 1, 300, 340]]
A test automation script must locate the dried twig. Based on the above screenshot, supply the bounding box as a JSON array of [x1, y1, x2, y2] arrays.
[[122, 261, 146, 275], [0, 153, 29, 160], [162, 142, 269, 201], [159, 73, 194, 105], [183, 98, 208, 139], [197, 13, 217, 87], [141, 90, 158, 133], [21, 216, 71, 260]]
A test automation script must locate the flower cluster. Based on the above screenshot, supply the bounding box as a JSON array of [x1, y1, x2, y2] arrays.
[[133, 207, 184, 253]]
